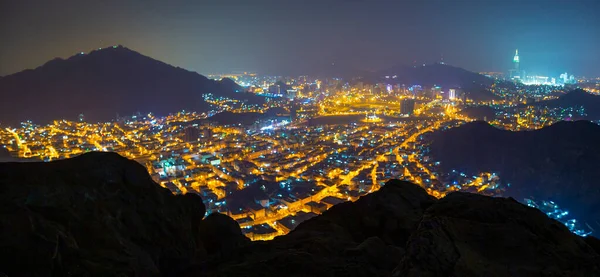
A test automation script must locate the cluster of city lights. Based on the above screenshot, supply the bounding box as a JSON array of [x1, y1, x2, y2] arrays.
[[525, 198, 592, 237]]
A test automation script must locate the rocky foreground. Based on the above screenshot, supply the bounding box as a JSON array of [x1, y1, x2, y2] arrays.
[[0, 152, 599, 276]]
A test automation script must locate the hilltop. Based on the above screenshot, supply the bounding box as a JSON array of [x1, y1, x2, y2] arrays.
[[0, 152, 599, 276], [429, 120, 600, 232], [530, 89, 600, 119], [459, 105, 498, 120], [0, 46, 263, 125], [375, 63, 494, 88]]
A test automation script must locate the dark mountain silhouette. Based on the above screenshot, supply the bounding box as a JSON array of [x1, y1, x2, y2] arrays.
[[530, 89, 600, 119], [459, 105, 498, 120], [170, 107, 290, 127], [1, 152, 599, 276], [429, 120, 600, 232], [0, 46, 264, 125], [375, 63, 494, 88], [207, 111, 264, 126], [204, 107, 289, 126]]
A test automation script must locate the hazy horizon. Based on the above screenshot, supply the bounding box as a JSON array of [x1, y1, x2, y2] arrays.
[[2, 0, 599, 77]]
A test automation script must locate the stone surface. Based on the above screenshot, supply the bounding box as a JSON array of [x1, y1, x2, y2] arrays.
[[0, 152, 207, 276], [1, 153, 599, 277], [195, 180, 435, 277], [198, 212, 250, 256], [395, 192, 600, 277], [428, 119, 600, 231]]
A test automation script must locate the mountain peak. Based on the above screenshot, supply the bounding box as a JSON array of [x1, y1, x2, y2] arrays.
[[374, 62, 493, 88], [0, 46, 259, 125], [86, 45, 139, 56], [42, 45, 137, 65]]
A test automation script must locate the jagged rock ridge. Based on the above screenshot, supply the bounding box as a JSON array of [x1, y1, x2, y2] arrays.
[[0, 152, 599, 276]]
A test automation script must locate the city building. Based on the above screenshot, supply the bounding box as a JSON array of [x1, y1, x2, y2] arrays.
[[401, 99, 416, 115], [509, 49, 520, 79], [448, 89, 457, 100], [200, 127, 213, 140], [184, 126, 200, 142], [431, 86, 443, 99], [409, 85, 422, 96]]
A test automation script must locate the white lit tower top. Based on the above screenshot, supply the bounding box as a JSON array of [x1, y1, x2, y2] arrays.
[[513, 49, 520, 72]]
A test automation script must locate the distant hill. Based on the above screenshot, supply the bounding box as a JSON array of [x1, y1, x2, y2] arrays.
[[169, 107, 290, 127], [208, 107, 289, 125], [531, 89, 600, 119], [429, 120, 600, 231], [0, 46, 264, 125], [374, 63, 493, 88], [459, 105, 498, 120]]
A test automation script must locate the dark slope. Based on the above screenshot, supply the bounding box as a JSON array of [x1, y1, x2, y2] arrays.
[[0, 147, 17, 162], [395, 192, 600, 276], [459, 105, 498, 120], [532, 89, 600, 119], [0, 153, 599, 276], [205, 107, 289, 126], [0, 46, 262, 125], [169, 107, 290, 127], [429, 120, 600, 231], [376, 63, 493, 88], [0, 152, 216, 276]]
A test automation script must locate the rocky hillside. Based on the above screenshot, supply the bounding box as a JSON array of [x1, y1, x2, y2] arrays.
[[0, 46, 264, 125], [1, 152, 599, 276], [0, 152, 242, 276], [428, 120, 600, 232], [530, 89, 600, 119]]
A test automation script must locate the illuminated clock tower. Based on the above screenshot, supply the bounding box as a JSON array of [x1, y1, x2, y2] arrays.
[[511, 49, 520, 79], [513, 49, 520, 73]]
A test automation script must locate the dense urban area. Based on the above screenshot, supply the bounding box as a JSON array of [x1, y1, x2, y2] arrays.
[[2, 50, 599, 240]]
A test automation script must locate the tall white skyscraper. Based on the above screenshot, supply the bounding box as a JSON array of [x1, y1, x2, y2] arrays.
[[448, 89, 456, 100]]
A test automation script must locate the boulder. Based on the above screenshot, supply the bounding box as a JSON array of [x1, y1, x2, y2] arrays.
[[395, 192, 600, 276], [198, 212, 250, 256], [0, 152, 207, 276], [585, 236, 600, 255]]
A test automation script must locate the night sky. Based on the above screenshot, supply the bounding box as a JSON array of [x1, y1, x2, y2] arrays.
[[1, 0, 599, 77]]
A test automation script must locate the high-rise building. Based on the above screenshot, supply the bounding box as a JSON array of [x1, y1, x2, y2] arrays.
[[513, 49, 520, 72], [431, 86, 442, 99], [200, 128, 212, 140], [400, 99, 416, 115], [409, 85, 422, 96], [510, 49, 520, 79], [560, 72, 569, 84], [448, 89, 456, 100], [184, 126, 200, 142], [268, 84, 281, 95]]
